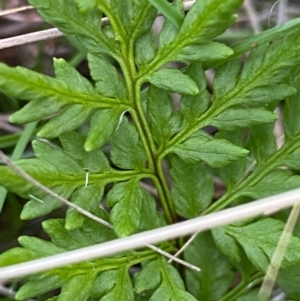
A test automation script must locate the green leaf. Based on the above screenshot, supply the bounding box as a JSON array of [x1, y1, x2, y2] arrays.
[[147, 86, 182, 147], [0, 60, 121, 141], [46, 59, 107, 138], [0, 158, 68, 196], [134, 29, 158, 66], [226, 218, 300, 270], [159, 0, 184, 46], [74, 0, 97, 13], [284, 72, 300, 140], [88, 54, 127, 99], [10, 99, 64, 124], [111, 0, 156, 37], [236, 290, 260, 301], [177, 42, 233, 63], [29, 0, 119, 56], [176, 0, 242, 44], [170, 156, 213, 218], [240, 84, 295, 105], [138, 188, 166, 231], [248, 123, 277, 164], [278, 263, 300, 301], [134, 261, 161, 294], [18, 236, 66, 256], [216, 130, 247, 189], [147, 68, 199, 95], [171, 136, 249, 168], [91, 267, 134, 300], [130, 1, 157, 38], [0, 136, 113, 220], [148, 0, 183, 29], [43, 216, 115, 250], [185, 231, 234, 300], [16, 274, 63, 300], [110, 0, 134, 34], [110, 117, 147, 170], [212, 227, 243, 263], [211, 106, 278, 131], [0, 63, 64, 123], [59, 132, 111, 173], [135, 257, 197, 301], [17, 272, 94, 301], [280, 145, 300, 171], [21, 185, 75, 220], [140, 0, 242, 72], [106, 179, 143, 237], [0, 63, 114, 125], [33, 140, 83, 175], [213, 57, 240, 102], [65, 184, 104, 230], [91, 270, 117, 299], [181, 64, 210, 123], [7, 235, 140, 301], [0, 248, 39, 267], [85, 108, 124, 151], [242, 170, 300, 199], [57, 273, 95, 301], [46, 297, 59, 301], [37, 104, 93, 138], [213, 32, 300, 108], [54, 58, 94, 94]]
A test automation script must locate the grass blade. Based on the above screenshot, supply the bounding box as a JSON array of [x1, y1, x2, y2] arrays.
[[0, 121, 37, 212], [147, 0, 183, 29]]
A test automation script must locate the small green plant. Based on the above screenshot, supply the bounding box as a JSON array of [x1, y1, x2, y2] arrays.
[[2, 0, 300, 300]]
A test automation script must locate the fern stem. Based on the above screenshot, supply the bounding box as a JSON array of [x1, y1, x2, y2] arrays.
[[219, 272, 263, 301], [132, 83, 177, 223], [125, 38, 177, 224], [130, 95, 156, 170], [131, 81, 176, 224], [204, 138, 300, 214], [108, 7, 178, 225], [156, 160, 177, 223]]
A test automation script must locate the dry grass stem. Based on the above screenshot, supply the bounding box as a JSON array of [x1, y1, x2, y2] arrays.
[[259, 204, 300, 300], [0, 28, 63, 49], [277, 0, 289, 25], [243, 0, 262, 33], [0, 5, 33, 16]]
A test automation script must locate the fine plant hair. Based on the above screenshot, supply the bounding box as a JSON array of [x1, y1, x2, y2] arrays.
[[2, 0, 300, 300]]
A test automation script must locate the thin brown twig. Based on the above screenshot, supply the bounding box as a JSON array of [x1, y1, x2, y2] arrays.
[[0, 121, 21, 133], [243, 0, 262, 34], [0, 5, 33, 16], [140, 182, 158, 198], [277, 0, 289, 25], [0, 284, 14, 298], [268, 0, 282, 29], [0, 28, 64, 49], [168, 231, 199, 263]]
